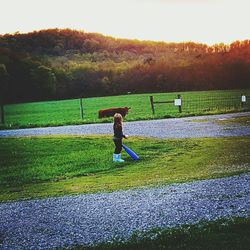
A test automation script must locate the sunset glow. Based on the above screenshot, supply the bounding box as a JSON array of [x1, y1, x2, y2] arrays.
[[1, 0, 249, 45]]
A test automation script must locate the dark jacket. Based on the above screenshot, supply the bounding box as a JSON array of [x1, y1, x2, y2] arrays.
[[113, 124, 126, 140]]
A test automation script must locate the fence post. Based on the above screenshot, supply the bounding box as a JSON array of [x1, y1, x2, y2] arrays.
[[79, 98, 84, 120], [150, 96, 155, 115], [0, 103, 4, 124], [177, 94, 182, 113]]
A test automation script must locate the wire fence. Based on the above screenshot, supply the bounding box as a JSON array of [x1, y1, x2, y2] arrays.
[[182, 94, 250, 114], [1, 90, 250, 128], [150, 92, 250, 116]]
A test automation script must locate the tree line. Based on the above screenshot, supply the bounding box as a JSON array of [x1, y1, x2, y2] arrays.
[[0, 28, 249, 104]]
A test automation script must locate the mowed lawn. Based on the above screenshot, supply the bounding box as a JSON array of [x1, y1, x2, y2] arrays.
[[0, 136, 249, 202], [3, 89, 250, 128], [75, 217, 250, 250]]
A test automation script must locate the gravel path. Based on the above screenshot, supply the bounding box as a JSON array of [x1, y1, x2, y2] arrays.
[[0, 112, 250, 138], [0, 174, 249, 249]]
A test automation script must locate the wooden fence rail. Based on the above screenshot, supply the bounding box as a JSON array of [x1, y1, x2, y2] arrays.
[[150, 95, 182, 115]]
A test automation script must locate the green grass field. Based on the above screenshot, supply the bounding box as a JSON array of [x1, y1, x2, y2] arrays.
[[73, 217, 250, 250], [0, 136, 249, 202], [2, 89, 250, 129]]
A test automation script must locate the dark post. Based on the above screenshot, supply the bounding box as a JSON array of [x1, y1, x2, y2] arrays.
[[80, 98, 84, 120], [177, 94, 182, 113], [150, 96, 155, 115], [0, 103, 4, 124]]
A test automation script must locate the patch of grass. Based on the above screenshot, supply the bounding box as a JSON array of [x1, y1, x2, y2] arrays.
[[71, 217, 250, 250], [216, 116, 250, 126], [0, 136, 249, 202], [188, 119, 210, 123], [188, 115, 250, 126], [2, 89, 249, 129]]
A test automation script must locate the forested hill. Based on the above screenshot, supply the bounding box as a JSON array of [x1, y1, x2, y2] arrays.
[[0, 28, 250, 103]]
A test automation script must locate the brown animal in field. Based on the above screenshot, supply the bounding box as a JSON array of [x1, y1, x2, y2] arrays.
[[98, 107, 131, 118]]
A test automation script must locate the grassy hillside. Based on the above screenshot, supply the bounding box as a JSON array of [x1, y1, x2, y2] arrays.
[[2, 89, 250, 129]]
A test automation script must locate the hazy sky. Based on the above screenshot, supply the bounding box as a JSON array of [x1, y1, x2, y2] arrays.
[[0, 0, 249, 45]]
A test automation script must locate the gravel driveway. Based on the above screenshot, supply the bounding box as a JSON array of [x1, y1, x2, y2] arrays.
[[0, 173, 249, 249], [0, 112, 250, 138]]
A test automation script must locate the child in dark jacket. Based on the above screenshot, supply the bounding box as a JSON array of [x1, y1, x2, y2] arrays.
[[113, 113, 128, 162]]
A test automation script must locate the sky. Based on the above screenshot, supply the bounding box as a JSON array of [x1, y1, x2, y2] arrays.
[[0, 0, 249, 45]]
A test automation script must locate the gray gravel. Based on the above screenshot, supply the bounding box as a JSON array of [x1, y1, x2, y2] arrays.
[[0, 112, 250, 138], [0, 173, 250, 249]]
